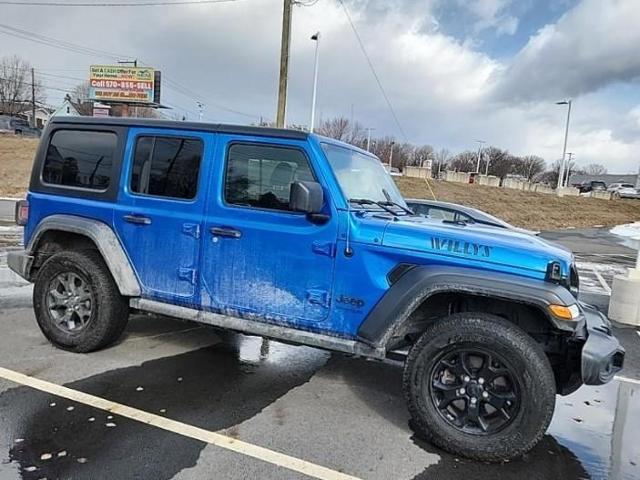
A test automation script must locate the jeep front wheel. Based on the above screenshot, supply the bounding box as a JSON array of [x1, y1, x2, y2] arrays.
[[403, 312, 556, 461], [33, 250, 129, 353]]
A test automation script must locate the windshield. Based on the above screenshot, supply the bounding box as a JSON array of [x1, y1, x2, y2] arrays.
[[321, 143, 407, 207]]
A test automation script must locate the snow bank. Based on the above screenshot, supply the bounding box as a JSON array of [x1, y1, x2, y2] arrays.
[[610, 222, 640, 239]]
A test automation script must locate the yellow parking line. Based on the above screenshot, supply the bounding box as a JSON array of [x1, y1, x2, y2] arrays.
[[0, 366, 361, 480]]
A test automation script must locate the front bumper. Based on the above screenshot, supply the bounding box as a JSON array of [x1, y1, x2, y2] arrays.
[[580, 302, 625, 385], [7, 250, 33, 281]]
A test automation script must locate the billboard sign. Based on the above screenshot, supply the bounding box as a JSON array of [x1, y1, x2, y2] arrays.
[[89, 65, 155, 104]]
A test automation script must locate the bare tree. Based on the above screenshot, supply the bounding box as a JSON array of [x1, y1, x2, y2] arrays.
[[515, 155, 546, 181], [484, 146, 513, 179], [434, 148, 451, 175], [411, 144, 435, 167], [316, 117, 351, 141], [584, 163, 607, 175], [69, 82, 93, 116], [449, 151, 477, 172], [316, 116, 367, 148], [0, 55, 45, 116], [540, 159, 582, 188]]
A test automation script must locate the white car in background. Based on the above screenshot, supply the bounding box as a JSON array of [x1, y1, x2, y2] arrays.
[[607, 182, 640, 199]]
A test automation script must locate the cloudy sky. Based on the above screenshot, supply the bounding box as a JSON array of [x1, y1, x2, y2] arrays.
[[2, 0, 640, 172]]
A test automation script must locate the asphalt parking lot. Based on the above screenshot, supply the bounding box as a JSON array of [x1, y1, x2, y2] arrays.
[[0, 226, 638, 480]]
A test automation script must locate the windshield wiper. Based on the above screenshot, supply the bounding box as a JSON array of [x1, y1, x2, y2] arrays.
[[380, 188, 415, 215], [349, 198, 399, 216], [378, 200, 415, 215]]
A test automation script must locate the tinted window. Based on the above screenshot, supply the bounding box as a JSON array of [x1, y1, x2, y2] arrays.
[[130, 136, 202, 200], [42, 130, 116, 190], [225, 143, 314, 211]]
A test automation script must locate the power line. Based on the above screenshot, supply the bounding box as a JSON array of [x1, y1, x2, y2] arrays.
[[0, 0, 238, 6], [0, 23, 264, 120], [0, 23, 128, 59], [337, 0, 409, 143]]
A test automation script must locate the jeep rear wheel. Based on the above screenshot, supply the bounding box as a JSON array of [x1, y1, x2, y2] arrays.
[[403, 312, 556, 461], [33, 250, 129, 353]]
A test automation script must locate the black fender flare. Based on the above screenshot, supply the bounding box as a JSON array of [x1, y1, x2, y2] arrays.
[[357, 265, 582, 349]]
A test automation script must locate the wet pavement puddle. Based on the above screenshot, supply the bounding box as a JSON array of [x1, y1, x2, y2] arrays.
[[1, 335, 329, 479], [0, 334, 638, 480]]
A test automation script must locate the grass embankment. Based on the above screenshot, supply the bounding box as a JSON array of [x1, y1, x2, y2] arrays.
[[1, 135, 638, 230]]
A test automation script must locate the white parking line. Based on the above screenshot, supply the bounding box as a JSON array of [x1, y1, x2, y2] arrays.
[[0, 367, 361, 480], [591, 266, 612, 295], [615, 375, 640, 386]]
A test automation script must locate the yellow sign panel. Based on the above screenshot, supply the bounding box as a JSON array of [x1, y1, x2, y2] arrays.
[[89, 65, 155, 104]]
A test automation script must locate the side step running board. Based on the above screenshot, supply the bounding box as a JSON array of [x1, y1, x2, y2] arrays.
[[130, 298, 386, 360]]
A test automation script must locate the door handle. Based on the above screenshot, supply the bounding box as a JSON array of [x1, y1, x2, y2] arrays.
[[210, 226, 242, 239], [123, 214, 151, 225]]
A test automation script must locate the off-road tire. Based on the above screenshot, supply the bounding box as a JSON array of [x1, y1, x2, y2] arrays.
[[403, 312, 556, 462], [33, 250, 129, 353]]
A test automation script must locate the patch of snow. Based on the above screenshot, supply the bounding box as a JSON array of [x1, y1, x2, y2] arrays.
[[611, 222, 640, 239]]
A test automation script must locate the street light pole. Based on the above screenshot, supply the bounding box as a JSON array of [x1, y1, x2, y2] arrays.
[[389, 141, 395, 168], [309, 31, 320, 133], [196, 101, 205, 122], [365, 127, 374, 151], [556, 99, 572, 192]]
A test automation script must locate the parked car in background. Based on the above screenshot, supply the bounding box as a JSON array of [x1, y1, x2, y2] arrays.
[[0, 115, 41, 137], [382, 163, 402, 176], [607, 182, 640, 199], [576, 180, 607, 194], [406, 198, 540, 236]]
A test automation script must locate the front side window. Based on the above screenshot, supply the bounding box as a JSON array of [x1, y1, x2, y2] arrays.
[[42, 130, 116, 190], [225, 143, 314, 211], [130, 136, 202, 200]]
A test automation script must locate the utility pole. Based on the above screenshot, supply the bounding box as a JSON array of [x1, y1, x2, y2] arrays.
[[475, 140, 486, 173], [565, 152, 574, 187], [276, 0, 293, 128], [30, 67, 36, 128]]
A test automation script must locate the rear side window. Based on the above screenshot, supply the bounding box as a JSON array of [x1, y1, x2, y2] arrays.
[[42, 130, 116, 190], [130, 136, 203, 200], [224, 143, 314, 211]]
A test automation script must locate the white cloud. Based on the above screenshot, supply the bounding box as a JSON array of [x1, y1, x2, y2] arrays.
[[453, 0, 519, 36], [0, 0, 638, 172], [495, 0, 640, 101]]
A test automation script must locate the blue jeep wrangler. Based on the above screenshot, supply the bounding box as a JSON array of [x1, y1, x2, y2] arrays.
[[9, 117, 624, 461]]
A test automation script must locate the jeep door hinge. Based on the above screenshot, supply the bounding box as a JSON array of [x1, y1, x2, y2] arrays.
[[178, 267, 197, 285], [312, 241, 336, 258], [182, 223, 201, 239], [307, 289, 330, 308]]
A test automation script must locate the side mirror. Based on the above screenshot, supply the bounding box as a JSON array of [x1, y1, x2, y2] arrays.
[[290, 181, 323, 213]]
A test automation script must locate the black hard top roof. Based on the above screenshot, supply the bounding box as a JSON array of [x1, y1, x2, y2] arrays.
[[49, 116, 309, 141]]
